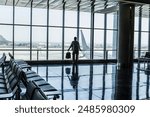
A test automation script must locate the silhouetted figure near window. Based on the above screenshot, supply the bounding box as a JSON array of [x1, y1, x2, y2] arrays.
[[68, 37, 81, 63]]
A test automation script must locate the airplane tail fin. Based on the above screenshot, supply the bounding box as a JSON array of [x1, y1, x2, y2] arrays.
[[80, 30, 90, 51]]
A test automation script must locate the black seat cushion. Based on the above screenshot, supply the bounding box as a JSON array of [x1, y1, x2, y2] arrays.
[[0, 79, 5, 83], [0, 83, 6, 88], [25, 81, 48, 100], [0, 88, 8, 94], [31, 88, 48, 100], [25, 81, 37, 99]]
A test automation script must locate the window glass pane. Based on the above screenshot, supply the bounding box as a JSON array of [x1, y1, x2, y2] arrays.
[[142, 17, 149, 31], [0, 25, 12, 60], [49, 9, 62, 26], [141, 32, 148, 53], [106, 30, 114, 59], [134, 32, 138, 58], [32, 27, 47, 60], [134, 17, 139, 31], [107, 13, 114, 29], [32, 8, 47, 25], [65, 10, 77, 27], [15, 6, 30, 24], [0, 5, 13, 24], [113, 13, 118, 30], [49, 27, 62, 60], [14, 26, 30, 60], [80, 12, 90, 28], [94, 30, 104, 59], [112, 30, 117, 59], [95, 13, 104, 28]]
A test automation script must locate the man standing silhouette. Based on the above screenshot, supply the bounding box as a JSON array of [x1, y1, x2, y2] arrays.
[[68, 37, 81, 63]]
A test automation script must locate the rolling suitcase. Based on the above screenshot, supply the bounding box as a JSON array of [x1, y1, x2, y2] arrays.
[[66, 51, 71, 59]]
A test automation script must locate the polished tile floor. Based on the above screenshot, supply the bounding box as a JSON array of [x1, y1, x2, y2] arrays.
[[31, 63, 150, 100]]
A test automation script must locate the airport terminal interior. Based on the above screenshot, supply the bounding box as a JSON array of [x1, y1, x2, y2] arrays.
[[0, 0, 150, 100]]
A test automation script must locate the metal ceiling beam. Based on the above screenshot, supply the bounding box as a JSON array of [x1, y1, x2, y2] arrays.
[[25, 0, 32, 7], [15, 0, 20, 6], [95, 6, 118, 13], [33, 0, 47, 8], [119, 0, 150, 4]]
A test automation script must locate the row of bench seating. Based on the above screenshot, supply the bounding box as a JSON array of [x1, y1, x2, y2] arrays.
[[0, 53, 21, 99], [0, 53, 61, 100]]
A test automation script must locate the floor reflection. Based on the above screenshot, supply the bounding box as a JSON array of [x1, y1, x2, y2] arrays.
[[66, 63, 79, 89], [65, 63, 79, 100], [31, 63, 150, 100]]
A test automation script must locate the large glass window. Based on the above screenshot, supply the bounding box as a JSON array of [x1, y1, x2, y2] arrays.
[[49, 27, 62, 60], [94, 30, 104, 59], [0, 5, 13, 24], [142, 17, 149, 31], [94, 13, 104, 29], [134, 17, 139, 31], [106, 30, 114, 59], [49, 9, 62, 26], [141, 32, 148, 52], [32, 8, 47, 26], [134, 32, 139, 58], [65, 10, 77, 27], [15, 6, 30, 24], [14, 26, 30, 60], [80, 11, 90, 28], [32, 27, 47, 60], [107, 13, 114, 29], [0, 25, 13, 59], [1, 4, 147, 62]]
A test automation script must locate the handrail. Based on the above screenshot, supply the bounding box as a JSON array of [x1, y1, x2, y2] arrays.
[[0, 48, 118, 60], [1, 48, 148, 60]]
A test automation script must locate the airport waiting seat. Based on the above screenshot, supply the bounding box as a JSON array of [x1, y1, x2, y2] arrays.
[[32, 88, 48, 100], [0, 56, 6, 84], [8, 57, 61, 100], [141, 52, 150, 58], [0, 59, 23, 99], [24, 81, 48, 100], [0, 53, 6, 75], [138, 52, 150, 70], [18, 66, 60, 99], [21, 70, 60, 100], [138, 52, 150, 60], [8, 52, 31, 70]]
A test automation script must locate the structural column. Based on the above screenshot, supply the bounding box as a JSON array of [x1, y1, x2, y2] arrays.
[[118, 3, 135, 68]]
